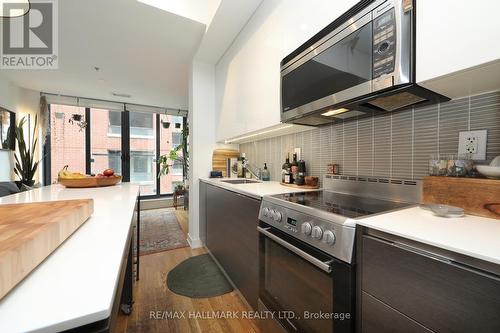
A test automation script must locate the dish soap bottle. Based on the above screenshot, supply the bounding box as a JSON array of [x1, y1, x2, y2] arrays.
[[261, 163, 270, 181]]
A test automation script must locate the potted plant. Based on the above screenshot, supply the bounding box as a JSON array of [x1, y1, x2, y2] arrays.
[[14, 115, 41, 188]]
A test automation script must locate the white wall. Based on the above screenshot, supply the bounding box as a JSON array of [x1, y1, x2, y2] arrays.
[[0, 75, 41, 182], [188, 60, 217, 248], [215, 0, 357, 141], [0, 76, 18, 181]]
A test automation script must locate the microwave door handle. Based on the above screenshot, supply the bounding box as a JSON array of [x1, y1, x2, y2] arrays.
[[257, 226, 333, 273]]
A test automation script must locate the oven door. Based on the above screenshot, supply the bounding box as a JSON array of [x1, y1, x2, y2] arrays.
[[258, 223, 354, 333]]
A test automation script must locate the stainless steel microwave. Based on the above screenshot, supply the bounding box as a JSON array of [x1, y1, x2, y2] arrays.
[[280, 0, 449, 126]]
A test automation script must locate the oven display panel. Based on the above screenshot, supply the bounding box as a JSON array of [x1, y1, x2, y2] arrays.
[[287, 217, 298, 226]]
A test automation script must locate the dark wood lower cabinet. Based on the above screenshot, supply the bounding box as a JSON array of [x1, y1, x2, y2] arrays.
[[361, 292, 432, 333], [356, 226, 500, 333], [204, 183, 260, 309]]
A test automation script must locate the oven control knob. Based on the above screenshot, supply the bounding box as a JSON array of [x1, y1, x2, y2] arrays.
[[311, 226, 323, 240], [323, 230, 336, 245], [301, 222, 312, 236], [273, 211, 282, 222], [262, 207, 270, 217]]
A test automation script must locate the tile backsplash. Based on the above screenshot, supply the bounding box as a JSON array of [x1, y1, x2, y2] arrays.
[[240, 91, 500, 182]]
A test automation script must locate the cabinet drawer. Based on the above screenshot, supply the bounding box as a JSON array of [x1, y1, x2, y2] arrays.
[[361, 235, 500, 332], [361, 292, 431, 333]]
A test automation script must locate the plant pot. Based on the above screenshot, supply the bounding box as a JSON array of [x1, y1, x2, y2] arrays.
[[15, 180, 35, 190], [162, 122, 170, 129], [70, 114, 83, 122], [175, 123, 181, 129]]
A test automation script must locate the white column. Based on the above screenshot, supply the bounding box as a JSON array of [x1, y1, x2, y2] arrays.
[[187, 60, 216, 248]]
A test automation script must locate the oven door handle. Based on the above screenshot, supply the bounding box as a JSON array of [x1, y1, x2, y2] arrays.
[[258, 226, 333, 273]]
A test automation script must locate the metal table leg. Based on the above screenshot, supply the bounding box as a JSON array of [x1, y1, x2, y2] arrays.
[[136, 196, 140, 281]]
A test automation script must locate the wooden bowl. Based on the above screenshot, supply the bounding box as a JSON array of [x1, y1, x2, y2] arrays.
[[305, 176, 319, 187], [59, 176, 122, 188]]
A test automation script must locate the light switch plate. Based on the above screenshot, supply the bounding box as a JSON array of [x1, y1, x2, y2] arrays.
[[458, 130, 487, 160]]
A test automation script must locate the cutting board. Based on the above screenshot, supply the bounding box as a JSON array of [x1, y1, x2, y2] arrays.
[[422, 176, 500, 219], [0, 199, 94, 300], [212, 149, 240, 177]]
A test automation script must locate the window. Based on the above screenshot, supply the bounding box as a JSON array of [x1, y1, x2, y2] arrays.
[[49, 105, 86, 184], [172, 132, 182, 148], [108, 150, 121, 172], [130, 112, 157, 195], [47, 103, 186, 197], [172, 160, 183, 175], [130, 112, 153, 138], [159, 114, 185, 194], [132, 152, 152, 173], [108, 111, 121, 136]]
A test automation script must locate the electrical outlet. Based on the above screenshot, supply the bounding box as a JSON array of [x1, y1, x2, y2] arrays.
[[465, 136, 478, 154], [458, 130, 487, 160]]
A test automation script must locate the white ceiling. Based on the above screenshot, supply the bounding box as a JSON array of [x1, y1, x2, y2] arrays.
[[195, 0, 263, 64], [0, 0, 207, 109]]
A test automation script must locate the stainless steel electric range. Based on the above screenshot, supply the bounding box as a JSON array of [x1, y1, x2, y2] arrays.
[[257, 175, 420, 333]]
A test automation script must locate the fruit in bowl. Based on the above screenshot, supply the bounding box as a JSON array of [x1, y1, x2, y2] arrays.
[[103, 168, 115, 177], [58, 165, 87, 179]]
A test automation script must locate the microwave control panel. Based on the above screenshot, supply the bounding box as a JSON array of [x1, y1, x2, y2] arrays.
[[373, 8, 396, 78]]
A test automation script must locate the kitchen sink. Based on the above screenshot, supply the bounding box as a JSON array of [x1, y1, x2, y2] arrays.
[[221, 179, 261, 184]]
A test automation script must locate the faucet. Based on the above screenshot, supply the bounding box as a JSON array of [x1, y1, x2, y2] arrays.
[[245, 163, 261, 180]]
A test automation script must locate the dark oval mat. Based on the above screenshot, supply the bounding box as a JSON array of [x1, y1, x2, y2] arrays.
[[167, 254, 234, 298]]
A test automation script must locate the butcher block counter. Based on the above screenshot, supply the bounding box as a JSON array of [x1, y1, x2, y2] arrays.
[[0, 184, 140, 333]]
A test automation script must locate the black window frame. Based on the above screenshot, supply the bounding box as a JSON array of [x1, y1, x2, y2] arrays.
[[43, 106, 186, 199]]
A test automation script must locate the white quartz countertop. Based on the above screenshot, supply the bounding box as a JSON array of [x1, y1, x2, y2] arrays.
[[200, 177, 318, 199], [357, 206, 500, 265], [0, 184, 140, 333]]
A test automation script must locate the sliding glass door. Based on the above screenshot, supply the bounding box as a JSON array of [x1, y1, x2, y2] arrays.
[[46, 104, 186, 198]]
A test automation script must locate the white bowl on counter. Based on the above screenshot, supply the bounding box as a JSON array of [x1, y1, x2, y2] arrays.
[[476, 165, 500, 179]]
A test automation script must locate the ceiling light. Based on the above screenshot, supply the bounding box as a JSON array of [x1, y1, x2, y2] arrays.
[[112, 93, 131, 98], [0, 0, 30, 18], [321, 108, 350, 117]]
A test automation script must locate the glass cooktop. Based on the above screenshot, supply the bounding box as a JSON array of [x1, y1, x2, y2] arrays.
[[272, 191, 411, 219]]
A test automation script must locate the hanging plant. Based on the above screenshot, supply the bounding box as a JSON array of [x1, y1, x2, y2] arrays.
[[68, 114, 87, 131], [158, 126, 189, 179]]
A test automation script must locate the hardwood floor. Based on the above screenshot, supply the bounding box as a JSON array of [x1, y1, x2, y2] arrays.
[[173, 208, 189, 237], [116, 209, 260, 333]]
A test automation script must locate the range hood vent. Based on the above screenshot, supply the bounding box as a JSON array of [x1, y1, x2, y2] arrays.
[[366, 91, 427, 111]]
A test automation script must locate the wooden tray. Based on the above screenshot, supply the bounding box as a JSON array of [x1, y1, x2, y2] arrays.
[[0, 199, 94, 300], [423, 176, 500, 219], [59, 176, 122, 188], [280, 182, 320, 189]]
